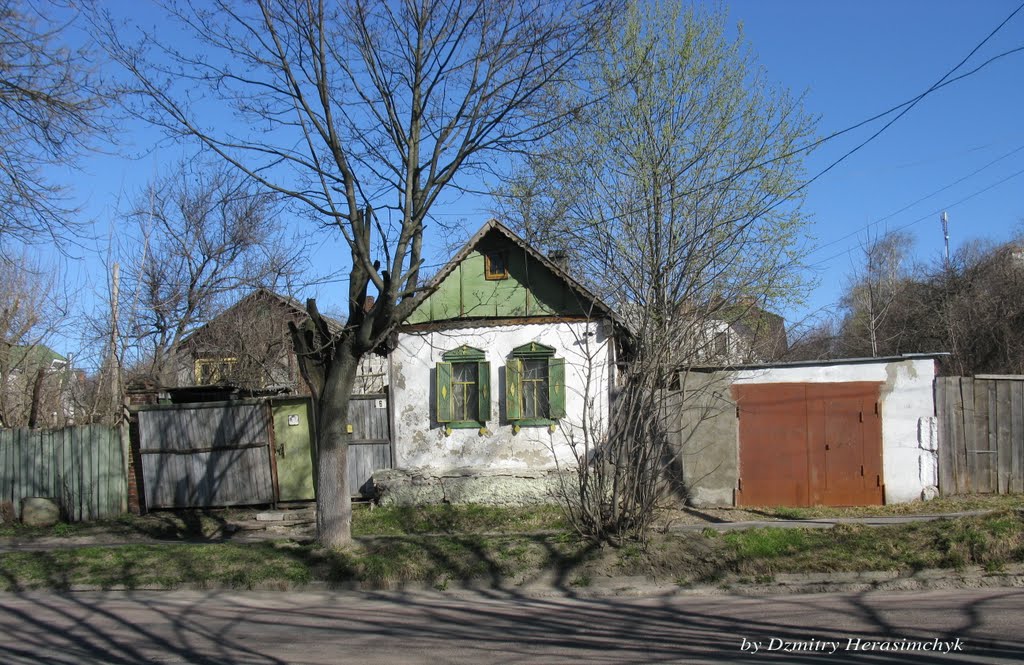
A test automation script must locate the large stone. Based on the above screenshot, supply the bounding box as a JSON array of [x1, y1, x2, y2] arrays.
[[372, 467, 572, 507], [21, 497, 60, 527]]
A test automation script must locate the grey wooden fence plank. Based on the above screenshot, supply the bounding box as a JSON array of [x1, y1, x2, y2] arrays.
[[58, 427, 69, 518], [947, 377, 960, 495], [985, 380, 997, 493], [97, 428, 109, 516], [43, 430, 53, 498], [1, 431, 10, 508], [954, 378, 969, 493], [87, 426, 97, 520], [14, 429, 24, 516], [1012, 382, 1024, 494], [73, 425, 82, 520], [2, 431, 11, 508], [108, 426, 119, 513], [937, 378, 952, 494], [963, 377, 976, 494], [996, 381, 1012, 493], [33, 429, 43, 497]]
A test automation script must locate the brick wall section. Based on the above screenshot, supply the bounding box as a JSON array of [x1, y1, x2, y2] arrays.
[[126, 391, 157, 515], [126, 418, 146, 514]]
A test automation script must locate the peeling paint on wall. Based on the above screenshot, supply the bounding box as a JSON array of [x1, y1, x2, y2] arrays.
[[390, 320, 611, 473]]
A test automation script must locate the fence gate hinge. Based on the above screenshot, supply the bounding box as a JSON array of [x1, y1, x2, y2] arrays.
[[876, 474, 881, 487], [875, 402, 880, 415], [736, 405, 740, 418], [859, 411, 863, 423], [860, 465, 864, 476]]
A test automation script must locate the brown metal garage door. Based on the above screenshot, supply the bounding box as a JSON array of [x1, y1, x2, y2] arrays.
[[733, 382, 884, 507]]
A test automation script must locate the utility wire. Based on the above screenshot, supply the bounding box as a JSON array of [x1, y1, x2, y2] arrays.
[[804, 164, 1024, 270], [795, 4, 1024, 194], [805, 142, 1024, 258], [560, 5, 1024, 234]]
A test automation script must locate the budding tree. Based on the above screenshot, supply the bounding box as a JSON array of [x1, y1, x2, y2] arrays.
[[496, 1, 814, 543]]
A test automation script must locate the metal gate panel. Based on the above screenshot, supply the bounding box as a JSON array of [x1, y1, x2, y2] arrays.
[[734, 383, 810, 507], [812, 383, 884, 506], [734, 382, 884, 507]]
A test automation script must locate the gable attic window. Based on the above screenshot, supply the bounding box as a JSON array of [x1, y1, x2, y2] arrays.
[[484, 250, 509, 280], [194, 357, 237, 384], [506, 342, 565, 427], [436, 345, 491, 429]]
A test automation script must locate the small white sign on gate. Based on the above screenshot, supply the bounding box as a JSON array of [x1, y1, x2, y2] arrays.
[[374, 399, 387, 409]]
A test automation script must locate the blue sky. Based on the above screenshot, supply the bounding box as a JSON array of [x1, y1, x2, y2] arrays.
[[29, 1, 1024, 361], [729, 1, 1024, 325]]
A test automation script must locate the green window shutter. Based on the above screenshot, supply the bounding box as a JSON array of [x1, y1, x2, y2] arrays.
[[436, 361, 453, 423], [548, 357, 566, 419], [505, 358, 521, 420], [477, 361, 491, 422]]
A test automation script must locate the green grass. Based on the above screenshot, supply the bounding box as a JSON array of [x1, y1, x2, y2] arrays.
[[1, 502, 1021, 592], [0, 534, 595, 591], [0, 510, 248, 540], [0, 503, 567, 540], [705, 511, 1024, 578], [756, 494, 1024, 520], [351, 503, 567, 536]]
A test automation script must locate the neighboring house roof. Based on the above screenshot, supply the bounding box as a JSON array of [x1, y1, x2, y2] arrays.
[[179, 288, 344, 349], [724, 301, 789, 361], [2, 344, 67, 372], [404, 219, 627, 331]]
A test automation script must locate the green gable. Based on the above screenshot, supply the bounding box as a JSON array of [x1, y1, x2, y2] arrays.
[[406, 227, 593, 325], [3, 344, 66, 370]]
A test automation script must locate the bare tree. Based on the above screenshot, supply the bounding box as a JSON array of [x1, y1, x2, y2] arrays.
[[96, 0, 615, 547], [0, 257, 73, 428], [497, 2, 814, 543], [0, 0, 110, 255], [839, 229, 913, 357], [118, 159, 303, 387]]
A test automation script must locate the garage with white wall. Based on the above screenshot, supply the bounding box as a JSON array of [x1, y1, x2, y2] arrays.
[[673, 354, 943, 507]]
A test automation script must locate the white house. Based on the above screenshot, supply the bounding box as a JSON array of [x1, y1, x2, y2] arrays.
[[373, 220, 627, 504]]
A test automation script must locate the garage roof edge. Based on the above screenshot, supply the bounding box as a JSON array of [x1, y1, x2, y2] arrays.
[[684, 352, 950, 372]]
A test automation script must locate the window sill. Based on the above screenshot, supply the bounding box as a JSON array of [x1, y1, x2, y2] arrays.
[[511, 418, 558, 427], [444, 421, 487, 430]]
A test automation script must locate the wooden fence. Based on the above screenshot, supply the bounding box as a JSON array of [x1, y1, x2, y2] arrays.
[[0, 425, 127, 521], [137, 400, 275, 509], [935, 376, 1024, 495], [348, 394, 392, 495]]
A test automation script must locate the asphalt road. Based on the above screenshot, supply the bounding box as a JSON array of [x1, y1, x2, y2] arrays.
[[0, 587, 1021, 664]]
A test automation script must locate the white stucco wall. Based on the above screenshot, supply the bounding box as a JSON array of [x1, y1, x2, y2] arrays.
[[733, 357, 939, 504], [389, 320, 612, 472]]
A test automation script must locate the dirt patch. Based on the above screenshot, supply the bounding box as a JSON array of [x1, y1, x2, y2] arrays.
[[0, 501, 14, 525], [652, 506, 783, 529]]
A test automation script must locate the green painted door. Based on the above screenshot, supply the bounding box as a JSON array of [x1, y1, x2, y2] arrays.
[[272, 399, 316, 501]]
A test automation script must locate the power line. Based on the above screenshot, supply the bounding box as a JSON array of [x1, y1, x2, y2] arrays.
[[796, 4, 1024, 194], [560, 7, 1024, 234], [805, 142, 1024, 258], [804, 164, 1024, 270]]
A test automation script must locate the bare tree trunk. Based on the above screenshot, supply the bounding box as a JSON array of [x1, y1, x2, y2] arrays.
[[315, 347, 358, 548], [27, 368, 46, 429]]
